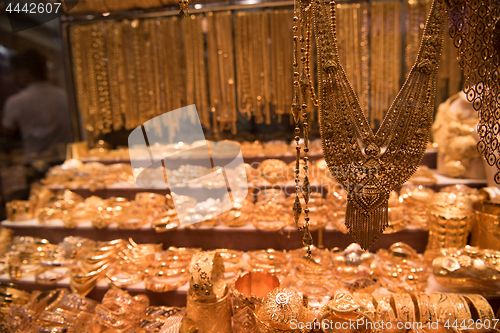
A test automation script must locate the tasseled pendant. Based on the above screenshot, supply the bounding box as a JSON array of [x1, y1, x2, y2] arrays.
[[345, 193, 389, 250]]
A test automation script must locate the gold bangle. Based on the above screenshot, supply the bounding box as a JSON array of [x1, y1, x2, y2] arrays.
[[36, 326, 69, 333], [255, 287, 313, 333], [447, 294, 472, 322], [0, 287, 30, 302], [144, 268, 188, 293], [151, 215, 180, 232], [117, 215, 149, 229], [101, 287, 149, 313], [232, 271, 280, 311], [186, 286, 232, 333], [412, 293, 438, 324], [36, 288, 68, 312], [248, 249, 288, 266], [391, 293, 416, 323], [319, 291, 373, 333], [463, 294, 495, 320], [35, 267, 70, 285], [70, 263, 110, 296], [372, 293, 396, 323], [96, 304, 135, 330], [39, 307, 78, 327], [353, 293, 377, 321], [58, 293, 97, 314], [6, 200, 33, 221], [189, 250, 226, 302], [105, 265, 144, 288], [231, 271, 280, 333], [62, 206, 94, 228], [8, 263, 41, 280], [94, 239, 128, 252]]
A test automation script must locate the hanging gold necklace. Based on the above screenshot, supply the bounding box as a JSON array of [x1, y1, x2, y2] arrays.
[[294, 0, 447, 249], [447, 0, 500, 184]]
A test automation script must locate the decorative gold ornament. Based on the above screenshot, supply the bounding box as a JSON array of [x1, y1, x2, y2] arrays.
[[294, 0, 446, 249], [179, 0, 188, 17], [447, 0, 500, 183]]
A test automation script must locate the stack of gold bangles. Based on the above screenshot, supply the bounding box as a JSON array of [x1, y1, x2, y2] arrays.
[[1, 286, 185, 332]]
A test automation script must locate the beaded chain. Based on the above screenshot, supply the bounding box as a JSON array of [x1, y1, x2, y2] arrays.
[[292, 1, 319, 258]]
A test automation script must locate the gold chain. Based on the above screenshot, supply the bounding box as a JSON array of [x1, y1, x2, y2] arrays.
[[292, 3, 316, 258]]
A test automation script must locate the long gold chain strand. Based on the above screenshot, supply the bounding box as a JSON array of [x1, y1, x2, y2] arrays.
[[292, 8, 304, 248], [104, 21, 123, 131], [293, 3, 315, 257], [223, 12, 238, 134], [69, 25, 92, 134]]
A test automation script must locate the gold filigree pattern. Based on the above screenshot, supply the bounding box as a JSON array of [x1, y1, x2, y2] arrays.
[[447, 0, 500, 183]]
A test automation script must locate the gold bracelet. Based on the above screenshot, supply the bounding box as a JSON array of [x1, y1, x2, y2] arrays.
[[372, 293, 397, 323], [105, 265, 144, 288], [391, 293, 416, 323], [6, 200, 33, 221], [412, 293, 438, 324], [186, 286, 232, 333], [319, 291, 373, 333], [447, 294, 472, 323], [96, 303, 135, 330], [58, 293, 98, 314], [232, 271, 280, 312], [353, 293, 377, 322], [144, 268, 188, 293], [463, 294, 495, 320], [188, 250, 226, 302], [35, 267, 70, 285], [256, 287, 313, 333], [70, 263, 110, 296]]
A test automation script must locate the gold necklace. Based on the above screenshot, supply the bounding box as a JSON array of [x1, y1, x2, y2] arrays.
[[234, 12, 252, 121], [296, 0, 447, 250], [69, 25, 91, 133], [447, 0, 500, 183]]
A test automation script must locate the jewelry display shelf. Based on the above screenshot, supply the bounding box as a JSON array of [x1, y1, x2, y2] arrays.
[[2, 257, 500, 311], [44, 170, 487, 201], [78, 149, 438, 169], [45, 181, 327, 200], [79, 153, 325, 168], [0, 219, 429, 253]]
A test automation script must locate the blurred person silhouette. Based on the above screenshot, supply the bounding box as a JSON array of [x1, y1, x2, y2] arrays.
[[2, 49, 73, 166]]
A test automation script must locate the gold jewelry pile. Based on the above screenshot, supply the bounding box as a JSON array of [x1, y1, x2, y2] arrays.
[[0, 286, 185, 332]]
